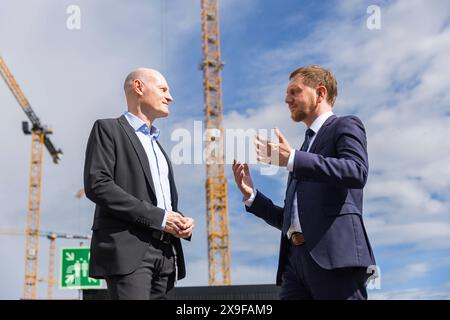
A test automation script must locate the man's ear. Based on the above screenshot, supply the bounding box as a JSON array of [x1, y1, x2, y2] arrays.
[[134, 79, 144, 96], [316, 85, 327, 103]]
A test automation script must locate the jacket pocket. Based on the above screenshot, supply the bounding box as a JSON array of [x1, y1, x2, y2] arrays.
[[91, 217, 128, 230], [323, 202, 361, 217]]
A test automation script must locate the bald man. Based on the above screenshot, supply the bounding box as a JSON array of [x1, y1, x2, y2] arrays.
[[84, 68, 194, 300]]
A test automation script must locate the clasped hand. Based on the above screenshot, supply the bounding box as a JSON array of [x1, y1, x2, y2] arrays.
[[164, 211, 194, 239]]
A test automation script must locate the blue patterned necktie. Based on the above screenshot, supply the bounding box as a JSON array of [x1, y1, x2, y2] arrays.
[[282, 128, 315, 236]]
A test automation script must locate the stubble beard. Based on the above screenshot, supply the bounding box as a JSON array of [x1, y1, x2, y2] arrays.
[[290, 97, 317, 123], [291, 109, 306, 122]]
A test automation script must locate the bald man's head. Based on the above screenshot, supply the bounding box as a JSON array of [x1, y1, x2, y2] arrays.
[[124, 68, 173, 120], [123, 68, 164, 94]]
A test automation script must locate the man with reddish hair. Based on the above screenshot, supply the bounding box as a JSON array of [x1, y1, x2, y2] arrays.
[[233, 66, 376, 300]]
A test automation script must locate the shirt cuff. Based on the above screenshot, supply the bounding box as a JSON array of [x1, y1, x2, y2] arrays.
[[287, 149, 296, 172], [244, 189, 257, 207], [160, 210, 168, 230]]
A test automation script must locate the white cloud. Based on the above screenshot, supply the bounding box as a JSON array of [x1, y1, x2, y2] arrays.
[[365, 219, 450, 250], [382, 263, 430, 286], [222, 0, 450, 253], [370, 287, 450, 300]]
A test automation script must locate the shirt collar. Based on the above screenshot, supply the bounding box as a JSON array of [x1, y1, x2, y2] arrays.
[[124, 111, 160, 139], [309, 111, 334, 134]]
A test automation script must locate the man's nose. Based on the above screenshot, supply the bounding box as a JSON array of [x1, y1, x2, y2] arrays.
[[166, 92, 173, 102], [285, 95, 291, 104]]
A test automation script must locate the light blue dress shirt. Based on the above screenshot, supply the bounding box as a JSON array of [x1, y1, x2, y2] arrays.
[[124, 111, 171, 229]]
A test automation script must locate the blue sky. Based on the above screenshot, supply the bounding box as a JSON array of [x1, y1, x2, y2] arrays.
[[1, 0, 450, 299]]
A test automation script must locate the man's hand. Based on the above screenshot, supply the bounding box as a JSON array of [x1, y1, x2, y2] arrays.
[[255, 128, 292, 167], [232, 160, 254, 200], [177, 217, 194, 239], [164, 212, 194, 239], [164, 211, 188, 236]]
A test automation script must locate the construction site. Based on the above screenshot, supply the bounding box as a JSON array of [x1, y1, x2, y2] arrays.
[[0, 0, 246, 300], [2, 1, 450, 302]]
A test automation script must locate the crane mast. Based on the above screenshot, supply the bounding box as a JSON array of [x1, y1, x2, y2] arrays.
[[200, 0, 231, 285], [0, 56, 62, 299]]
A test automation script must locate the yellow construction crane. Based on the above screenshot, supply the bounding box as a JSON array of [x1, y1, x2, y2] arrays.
[[200, 0, 231, 285], [0, 56, 62, 299], [0, 229, 90, 299]]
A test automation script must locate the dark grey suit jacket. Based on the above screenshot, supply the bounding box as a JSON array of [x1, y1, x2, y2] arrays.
[[84, 115, 187, 280], [246, 115, 376, 285]]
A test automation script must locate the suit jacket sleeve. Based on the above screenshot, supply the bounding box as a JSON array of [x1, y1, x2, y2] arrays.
[[83, 120, 165, 229], [245, 190, 284, 231], [293, 116, 369, 189]]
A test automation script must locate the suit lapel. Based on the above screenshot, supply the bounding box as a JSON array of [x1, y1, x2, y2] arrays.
[[309, 115, 337, 154], [286, 115, 336, 190], [117, 115, 156, 195]]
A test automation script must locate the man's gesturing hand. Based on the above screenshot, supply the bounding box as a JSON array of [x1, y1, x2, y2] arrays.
[[232, 160, 254, 200], [255, 128, 292, 167]]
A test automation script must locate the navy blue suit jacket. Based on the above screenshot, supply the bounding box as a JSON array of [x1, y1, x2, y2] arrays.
[[246, 115, 376, 285]]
